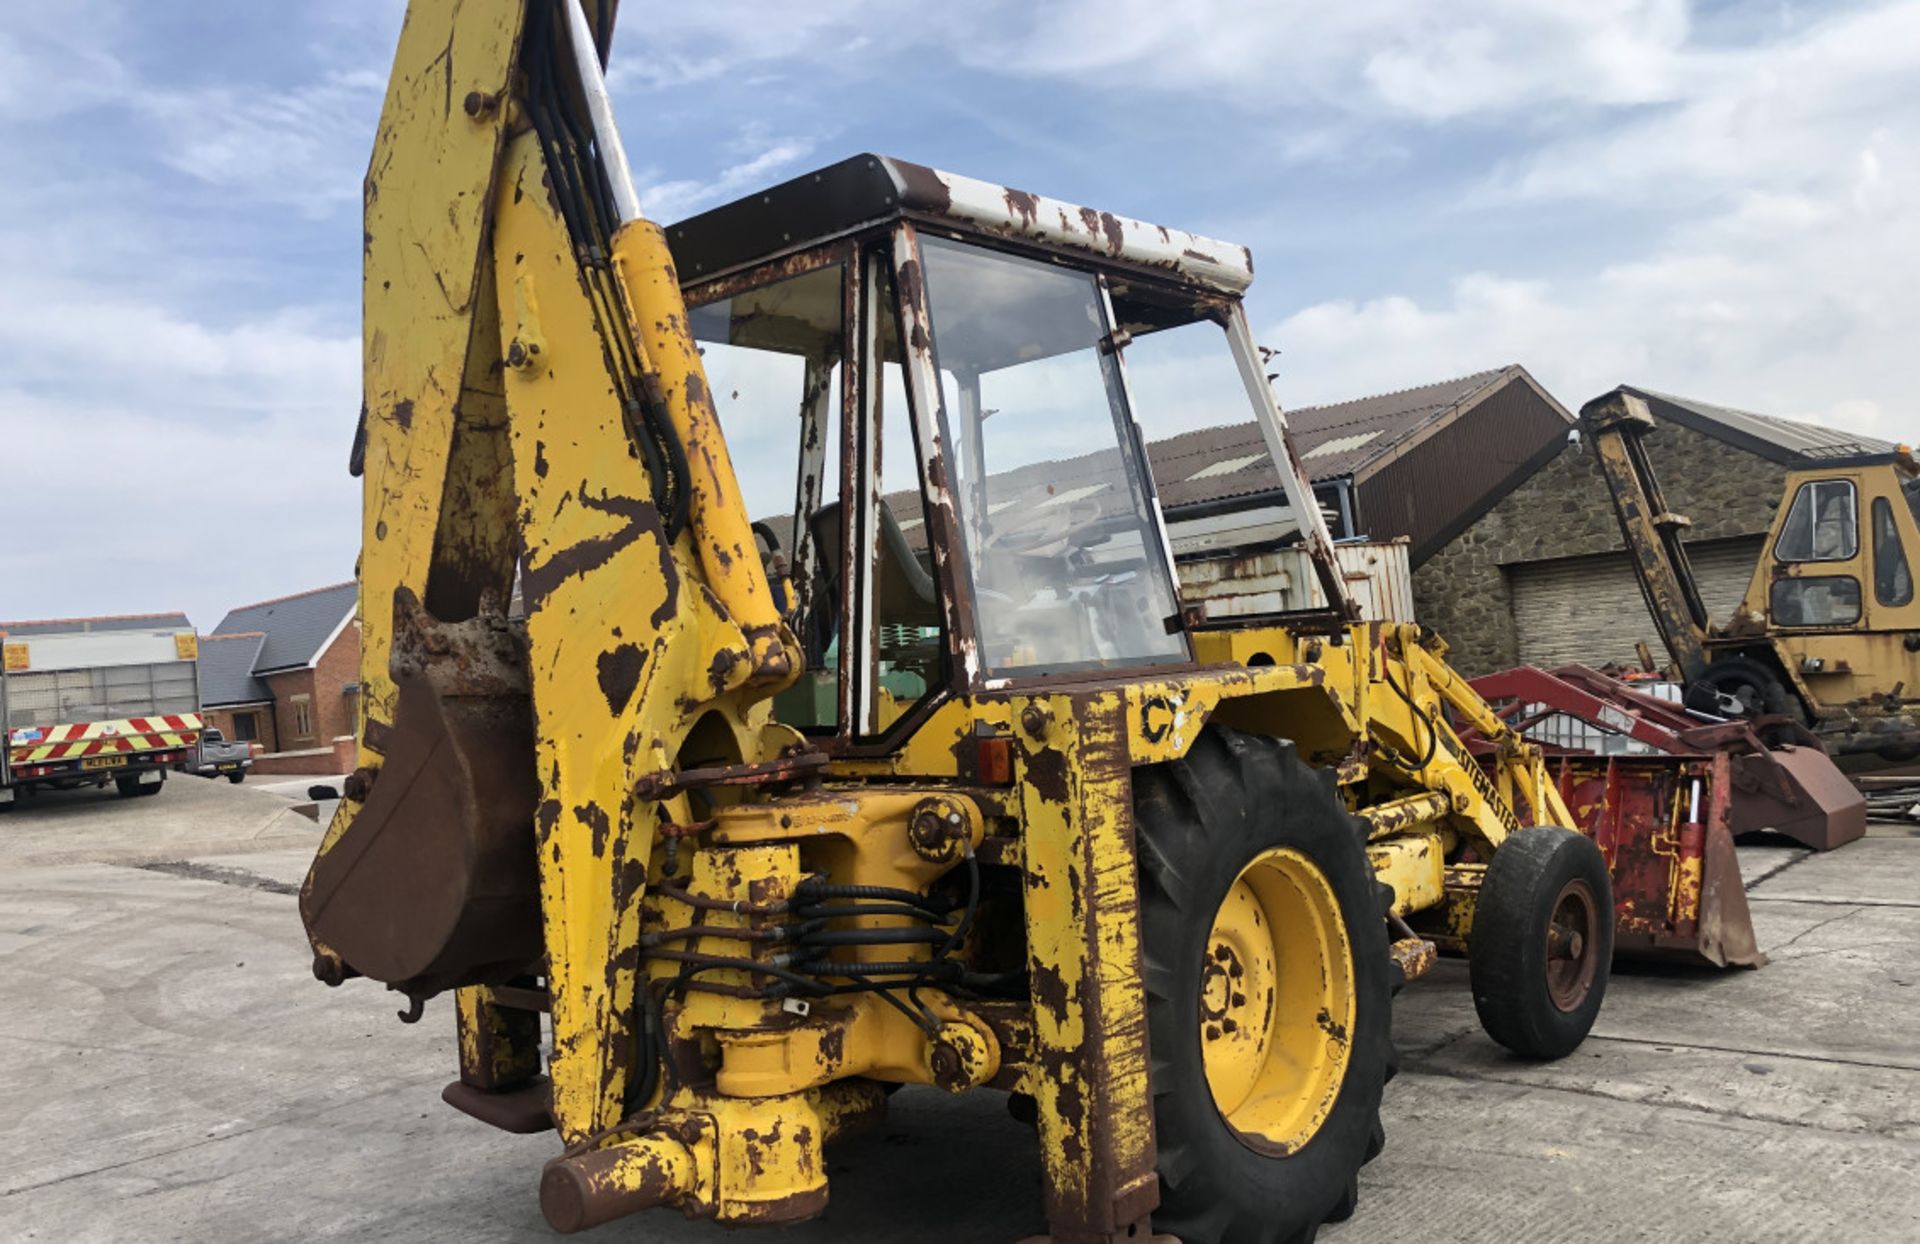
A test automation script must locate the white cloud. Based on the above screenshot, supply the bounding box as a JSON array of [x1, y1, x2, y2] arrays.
[[0, 1, 136, 115], [607, 0, 1712, 123], [141, 70, 387, 217], [0, 287, 352, 410], [1270, 2, 1920, 440], [1271, 171, 1918, 439], [637, 132, 819, 222], [1497, 4, 1920, 203], [0, 274, 359, 629], [605, 1, 896, 89], [1, 386, 359, 633], [0, 2, 381, 626]]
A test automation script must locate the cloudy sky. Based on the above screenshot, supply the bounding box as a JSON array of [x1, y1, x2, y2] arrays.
[[2, 0, 1915, 631]]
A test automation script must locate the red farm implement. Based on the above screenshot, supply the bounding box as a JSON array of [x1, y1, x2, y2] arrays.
[[1462, 664, 1865, 968]]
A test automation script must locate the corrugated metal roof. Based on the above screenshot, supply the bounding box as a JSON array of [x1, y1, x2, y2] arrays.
[[1627, 387, 1895, 464], [1148, 367, 1521, 509], [0, 611, 193, 637], [212, 582, 356, 673], [1148, 422, 1272, 509], [198, 633, 271, 707], [1292, 368, 1515, 476]]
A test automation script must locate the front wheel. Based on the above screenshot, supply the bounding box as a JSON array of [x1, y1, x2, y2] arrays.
[[227, 772, 246, 784], [1469, 826, 1612, 1059], [1135, 727, 1392, 1244]]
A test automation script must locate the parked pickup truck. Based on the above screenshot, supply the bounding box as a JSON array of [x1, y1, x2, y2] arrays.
[[190, 727, 253, 783]]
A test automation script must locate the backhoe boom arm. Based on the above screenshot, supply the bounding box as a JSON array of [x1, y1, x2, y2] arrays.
[[1580, 388, 1713, 681]]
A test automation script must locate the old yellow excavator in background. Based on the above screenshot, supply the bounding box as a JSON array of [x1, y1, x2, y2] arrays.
[[1584, 386, 1920, 768], [303, 2, 1622, 1240]]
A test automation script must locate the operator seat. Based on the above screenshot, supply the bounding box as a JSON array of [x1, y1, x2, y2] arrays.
[[808, 499, 941, 636]]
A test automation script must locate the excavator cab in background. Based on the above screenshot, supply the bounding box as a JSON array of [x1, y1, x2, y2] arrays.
[[1584, 387, 1920, 767], [303, 3, 1635, 1240]]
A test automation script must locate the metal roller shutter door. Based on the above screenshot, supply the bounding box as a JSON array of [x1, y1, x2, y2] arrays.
[[1508, 538, 1766, 669]]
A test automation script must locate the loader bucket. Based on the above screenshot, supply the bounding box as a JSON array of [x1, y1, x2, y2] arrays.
[[1724, 744, 1867, 852], [1550, 754, 1766, 968]]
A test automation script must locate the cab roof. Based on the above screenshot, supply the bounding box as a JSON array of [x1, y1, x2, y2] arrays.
[[664, 154, 1255, 296]]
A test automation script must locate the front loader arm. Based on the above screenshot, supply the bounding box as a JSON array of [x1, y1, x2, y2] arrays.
[[1374, 627, 1575, 852], [303, 0, 798, 1143]]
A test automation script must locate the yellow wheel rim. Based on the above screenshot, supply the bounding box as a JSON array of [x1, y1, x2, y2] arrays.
[[1200, 846, 1355, 1155]]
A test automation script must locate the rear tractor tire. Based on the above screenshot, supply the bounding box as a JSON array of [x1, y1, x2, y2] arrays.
[[1469, 826, 1612, 1060], [1135, 727, 1393, 1244], [1687, 656, 1795, 723]]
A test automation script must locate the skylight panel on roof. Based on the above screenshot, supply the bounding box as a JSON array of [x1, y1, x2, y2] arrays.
[[1185, 453, 1266, 482], [1302, 430, 1383, 460]]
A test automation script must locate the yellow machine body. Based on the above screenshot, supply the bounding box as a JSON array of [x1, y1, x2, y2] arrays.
[[304, 4, 1593, 1240]]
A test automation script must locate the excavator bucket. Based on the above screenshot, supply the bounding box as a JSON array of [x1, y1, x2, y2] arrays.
[[301, 591, 543, 1000], [1550, 754, 1764, 968]]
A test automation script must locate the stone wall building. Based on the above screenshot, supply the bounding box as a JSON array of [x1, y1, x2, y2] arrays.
[[1414, 388, 1893, 676]]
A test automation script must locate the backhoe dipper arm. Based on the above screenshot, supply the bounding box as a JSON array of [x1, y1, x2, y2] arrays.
[[302, 0, 798, 1146], [1580, 388, 1713, 682]]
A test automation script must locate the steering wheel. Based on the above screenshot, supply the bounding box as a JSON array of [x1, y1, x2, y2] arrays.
[[750, 520, 793, 616], [980, 498, 1104, 558]]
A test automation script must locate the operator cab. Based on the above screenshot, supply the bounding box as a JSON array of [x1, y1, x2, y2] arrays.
[[668, 156, 1345, 742]]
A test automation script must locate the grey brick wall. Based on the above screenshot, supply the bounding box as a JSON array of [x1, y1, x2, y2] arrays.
[[1412, 422, 1788, 675]]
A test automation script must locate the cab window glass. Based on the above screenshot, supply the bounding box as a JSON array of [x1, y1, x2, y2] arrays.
[[689, 262, 845, 730], [1873, 497, 1913, 606], [1771, 575, 1861, 627], [1774, 479, 1856, 563], [916, 236, 1187, 676]]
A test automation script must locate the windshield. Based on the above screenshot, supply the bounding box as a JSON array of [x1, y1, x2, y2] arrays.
[[1109, 308, 1355, 615], [917, 236, 1187, 676]]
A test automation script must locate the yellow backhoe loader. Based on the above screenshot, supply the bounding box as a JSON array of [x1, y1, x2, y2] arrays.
[[303, 3, 1620, 1239], [1584, 386, 1920, 769]]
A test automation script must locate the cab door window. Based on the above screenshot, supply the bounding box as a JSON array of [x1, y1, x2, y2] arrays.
[[1873, 496, 1914, 607], [1774, 479, 1857, 562], [1772, 479, 1863, 627], [688, 260, 846, 730]]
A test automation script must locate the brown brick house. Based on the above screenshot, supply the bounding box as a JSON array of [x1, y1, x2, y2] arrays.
[[199, 582, 359, 774]]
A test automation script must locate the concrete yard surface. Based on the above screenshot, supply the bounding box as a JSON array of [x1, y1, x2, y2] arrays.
[[2, 778, 1917, 1242]]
